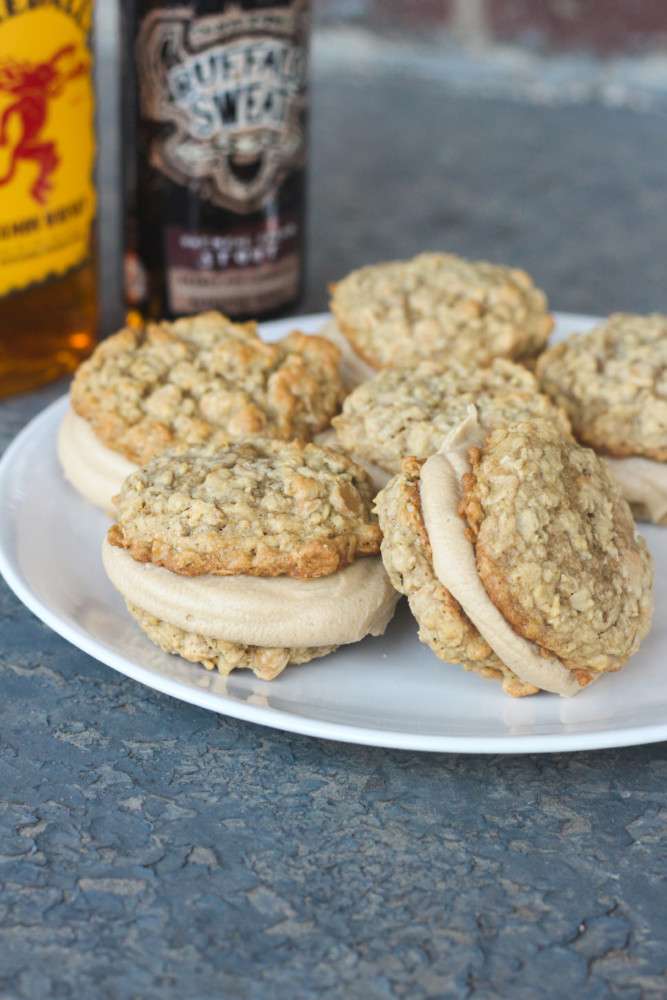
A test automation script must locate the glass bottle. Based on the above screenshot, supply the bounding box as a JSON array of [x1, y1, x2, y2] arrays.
[[0, 0, 98, 397]]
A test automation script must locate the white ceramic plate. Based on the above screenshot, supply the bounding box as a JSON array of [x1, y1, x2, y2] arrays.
[[1, 312, 666, 754]]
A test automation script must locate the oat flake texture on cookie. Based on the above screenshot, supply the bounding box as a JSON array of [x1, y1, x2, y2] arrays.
[[536, 313, 667, 525], [376, 414, 654, 697], [108, 437, 383, 578], [536, 313, 667, 461], [332, 356, 572, 475], [329, 251, 553, 370], [70, 311, 346, 466]]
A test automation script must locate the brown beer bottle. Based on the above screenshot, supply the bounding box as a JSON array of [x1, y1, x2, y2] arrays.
[[123, 0, 310, 321], [0, 0, 98, 397]]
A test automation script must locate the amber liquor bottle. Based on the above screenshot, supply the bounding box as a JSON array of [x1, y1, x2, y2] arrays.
[[123, 0, 310, 321], [0, 0, 98, 396]]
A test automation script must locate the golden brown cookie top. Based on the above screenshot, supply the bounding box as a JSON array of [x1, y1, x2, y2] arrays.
[[460, 420, 654, 675], [71, 311, 345, 465], [536, 313, 667, 460], [330, 252, 553, 370], [332, 357, 571, 473], [107, 437, 382, 579]]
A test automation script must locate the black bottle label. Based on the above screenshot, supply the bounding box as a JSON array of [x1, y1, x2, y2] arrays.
[[136, 4, 308, 213]]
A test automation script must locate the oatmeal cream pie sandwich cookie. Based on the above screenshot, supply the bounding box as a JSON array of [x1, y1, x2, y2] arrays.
[[102, 437, 399, 680], [536, 312, 667, 525], [58, 311, 346, 516], [328, 251, 553, 372], [375, 410, 653, 697]]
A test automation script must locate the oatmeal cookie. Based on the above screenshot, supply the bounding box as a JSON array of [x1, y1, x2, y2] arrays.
[[127, 605, 338, 681], [330, 252, 553, 370], [376, 414, 654, 696], [108, 437, 382, 578], [71, 311, 345, 465], [460, 420, 654, 675], [333, 357, 571, 473], [536, 313, 667, 460]]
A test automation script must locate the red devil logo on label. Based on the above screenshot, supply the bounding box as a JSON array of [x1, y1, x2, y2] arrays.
[[0, 44, 87, 205]]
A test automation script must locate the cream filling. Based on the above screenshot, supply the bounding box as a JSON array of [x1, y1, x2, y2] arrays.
[[419, 409, 583, 697], [316, 318, 376, 390], [102, 538, 399, 648], [58, 408, 138, 516], [605, 455, 667, 524]]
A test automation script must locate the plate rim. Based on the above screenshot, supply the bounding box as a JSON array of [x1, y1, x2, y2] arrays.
[[2, 310, 666, 755]]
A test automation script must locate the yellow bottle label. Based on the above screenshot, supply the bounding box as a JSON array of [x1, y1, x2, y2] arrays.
[[0, 2, 95, 297]]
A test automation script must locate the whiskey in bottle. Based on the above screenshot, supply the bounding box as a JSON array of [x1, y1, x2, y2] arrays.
[[123, 0, 310, 321], [0, 0, 98, 397]]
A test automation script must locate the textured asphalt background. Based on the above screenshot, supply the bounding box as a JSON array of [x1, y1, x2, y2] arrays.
[[1, 51, 667, 1000]]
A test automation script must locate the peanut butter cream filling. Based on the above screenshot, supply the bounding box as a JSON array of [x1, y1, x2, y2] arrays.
[[58, 408, 138, 516], [102, 538, 399, 648], [419, 410, 584, 697]]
